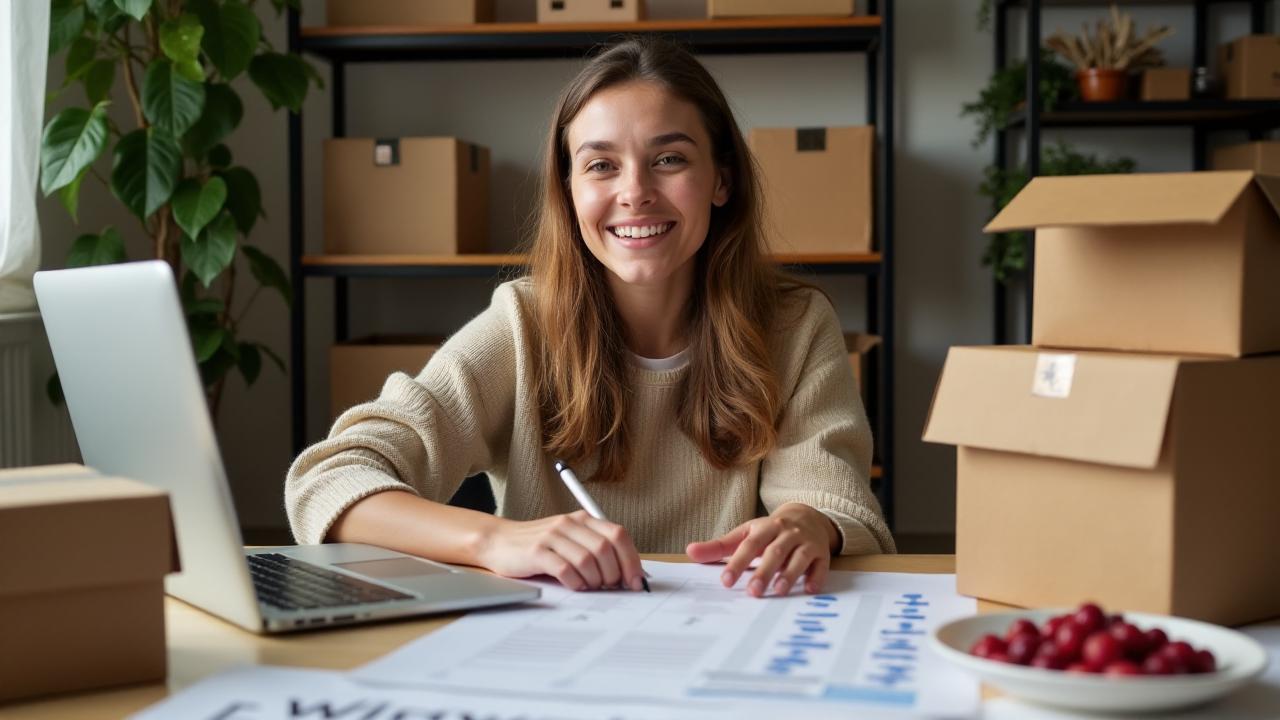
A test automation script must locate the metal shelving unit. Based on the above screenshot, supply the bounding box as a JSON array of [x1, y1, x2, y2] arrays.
[[992, 0, 1276, 344], [286, 7, 899, 526]]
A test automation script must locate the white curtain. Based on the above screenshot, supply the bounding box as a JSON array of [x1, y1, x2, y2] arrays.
[[0, 1, 49, 313]]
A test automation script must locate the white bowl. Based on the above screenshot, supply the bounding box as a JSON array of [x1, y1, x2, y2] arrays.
[[929, 609, 1268, 714]]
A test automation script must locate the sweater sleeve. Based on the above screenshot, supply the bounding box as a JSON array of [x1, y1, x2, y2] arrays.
[[759, 292, 896, 555], [284, 285, 524, 545]]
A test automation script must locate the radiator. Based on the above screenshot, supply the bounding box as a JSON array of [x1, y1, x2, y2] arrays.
[[0, 313, 79, 468]]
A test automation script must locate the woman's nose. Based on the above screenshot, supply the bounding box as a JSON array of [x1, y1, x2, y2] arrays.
[[617, 167, 656, 208]]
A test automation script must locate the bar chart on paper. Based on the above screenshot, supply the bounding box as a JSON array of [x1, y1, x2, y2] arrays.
[[355, 562, 979, 718]]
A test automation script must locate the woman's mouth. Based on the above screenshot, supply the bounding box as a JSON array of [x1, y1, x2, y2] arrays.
[[607, 222, 674, 247]]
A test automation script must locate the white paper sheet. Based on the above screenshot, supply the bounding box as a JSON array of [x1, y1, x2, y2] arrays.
[[354, 561, 980, 718], [129, 665, 718, 719]]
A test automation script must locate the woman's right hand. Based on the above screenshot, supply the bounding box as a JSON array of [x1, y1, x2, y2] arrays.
[[475, 510, 646, 592]]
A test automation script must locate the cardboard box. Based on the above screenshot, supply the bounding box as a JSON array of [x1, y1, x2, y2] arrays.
[[0, 465, 178, 702], [324, 137, 490, 256], [1212, 141, 1280, 175], [331, 337, 442, 419], [326, 0, 494, 26], [708, 0, 854, 18], [1139, 67, 1190, 100], [923, 345, 1280, 626], [1219, 35, 1280, 99], [750, 126, 874, 254], [844, 332, 879, 396], [536, 0, 644, 23], [984, 171, 1280, 357]]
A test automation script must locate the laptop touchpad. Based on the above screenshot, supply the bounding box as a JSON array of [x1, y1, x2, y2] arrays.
[[336, 557, 451, 579]]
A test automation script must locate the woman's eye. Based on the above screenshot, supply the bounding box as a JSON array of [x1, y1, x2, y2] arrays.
[[587, 160, 614, 173], [656, 155, 686, 166]]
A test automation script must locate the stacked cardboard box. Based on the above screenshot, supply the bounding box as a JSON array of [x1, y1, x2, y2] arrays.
[[708, 0, 854, 18], [1212, 141, 1280, 175], [1218, 35, 1280, 99], [326, 0, 494, 26], [536, 0, 644, 23], [331, 337, 442, 420], [924, 171, 1280, 627], [0, 465, 179, 702]]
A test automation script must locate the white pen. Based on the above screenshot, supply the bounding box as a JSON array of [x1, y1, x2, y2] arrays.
[[553, 459, 651, 592]]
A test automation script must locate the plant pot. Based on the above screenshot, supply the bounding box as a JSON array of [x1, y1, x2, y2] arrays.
[[1076, 68, 1128, 102]]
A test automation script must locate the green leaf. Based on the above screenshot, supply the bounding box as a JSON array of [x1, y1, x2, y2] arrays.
[[47, 373, 66, 406], [182, 83, 242, 157], [237, 343, 262, 385], [65, 37, 97, 82], [207, 144, 232, 169], [40, 102, 110, 196], [248, 52, 308, 112], [160, 14, 204, 64], [180, 270, 199, 304], [110, 127, 182, 219], [242, 245, 291, 308], [113, 0, 152, 21], [142, 60, 206, 137], [197, 0, 259, 81], [67, 226, 127, 267], [181, 212, 238, 287], [171, 176, 227, 239], [190, 319, 226, 362], [198, 343, 238, 387], [185, 297, 225, 316], [58, 167, 89, 222], [257, 342, 286, 373], [49, 0, 86, 57], [174, 58, 205, 83], [83, 60, 116, 104], [218, 166, 261, 234]]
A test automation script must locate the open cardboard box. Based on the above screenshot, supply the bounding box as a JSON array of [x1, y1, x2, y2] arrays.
[[0, 465, 179, 702], [923, 345, 1280, 626], [985, 171, 1280, 357]]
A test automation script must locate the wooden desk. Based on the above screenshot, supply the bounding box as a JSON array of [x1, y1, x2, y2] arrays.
[[6, 554, 970, 719]]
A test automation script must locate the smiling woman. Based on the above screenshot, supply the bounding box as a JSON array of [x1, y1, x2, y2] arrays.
[[287, 36, 894, 604]]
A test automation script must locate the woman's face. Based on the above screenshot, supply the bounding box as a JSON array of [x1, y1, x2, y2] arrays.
[[565, 80, 729, 290]]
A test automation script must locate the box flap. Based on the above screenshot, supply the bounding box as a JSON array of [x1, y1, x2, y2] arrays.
[[1254, 174, 1280, 217], [922, 346, 1181, 469], [984, 172, 1256, 232], [0, 475, 178, 596]]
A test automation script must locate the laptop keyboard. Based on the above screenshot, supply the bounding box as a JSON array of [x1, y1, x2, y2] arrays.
[[247, 553, 414, 611]]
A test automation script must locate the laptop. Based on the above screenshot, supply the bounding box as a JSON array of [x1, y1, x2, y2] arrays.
[[34, 260, 539, 634]]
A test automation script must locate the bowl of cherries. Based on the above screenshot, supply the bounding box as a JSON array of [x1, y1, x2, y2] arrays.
[[929, 602, 1268, 713]]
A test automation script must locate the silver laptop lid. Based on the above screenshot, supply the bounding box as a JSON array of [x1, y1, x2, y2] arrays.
[[34, 260, 262, 630]]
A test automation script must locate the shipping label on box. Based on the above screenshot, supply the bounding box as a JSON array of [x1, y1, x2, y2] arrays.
[[750, 126, 874, 255], [984, 171, 1280, 357], [923, 345, 1280, 626]]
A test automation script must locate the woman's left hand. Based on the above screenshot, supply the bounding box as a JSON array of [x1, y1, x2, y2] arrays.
[[686, 503, 839, 597]]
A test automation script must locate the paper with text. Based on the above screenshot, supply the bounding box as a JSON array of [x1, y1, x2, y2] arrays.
[[354, 562, 980, 718]]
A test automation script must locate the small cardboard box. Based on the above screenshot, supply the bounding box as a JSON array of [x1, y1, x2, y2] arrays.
[[844, 332, 880, 397], [1212, 141, 1280, 175], [1219, 35, 1280, 99], [923, 345, 1280, 626], [331, 337, 442, 419], [326, 0, 494, 26], [708, 0, 854, 18], [750, 126, 874, 254], [324, 138, 490, 256], [1139, 67, 1190, 100], [0, 465, 179, 702], [984, 171, 1280, 357], [536, 0, 644, 23]]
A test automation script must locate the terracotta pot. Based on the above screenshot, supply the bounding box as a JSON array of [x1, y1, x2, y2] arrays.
[[1076, 68, 1128, 102]]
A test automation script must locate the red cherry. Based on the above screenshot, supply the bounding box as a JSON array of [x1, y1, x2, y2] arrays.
[[1104, 659, 1143, 676], [1107, 613, 1125, 628], [1031, 654, 1066, 671], [1160, 641, 1196, 666], [1082, 631, 1122, 670], [1072, 603, 1106, 635], [1007, 633, 1041, 665], [1143, 653, 1184, 675], [1054, 622, 1087, 662], [1108, 622, 1146, 659], [1006, 619, 1039, 641], [1065, 661, 1093, 673], [987, 651, 1012, 664], [1143, 628, 1169, 655], [1191, 649, 1217, 674], [1042, 615, 1068, 640], [970, 634, 1007, 659], [1033, 640, 1067, 669]]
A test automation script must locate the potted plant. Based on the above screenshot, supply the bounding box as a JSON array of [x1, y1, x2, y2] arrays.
[[961, 50, 1077, 149], [1046, 5, 1173, 102], [41, 0, 320, 416]]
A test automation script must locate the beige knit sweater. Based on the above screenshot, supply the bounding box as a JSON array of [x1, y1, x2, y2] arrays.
[[285, 279, 895, 556]]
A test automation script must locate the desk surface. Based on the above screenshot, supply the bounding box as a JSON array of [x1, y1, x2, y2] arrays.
[[8, 554, 977, 719]]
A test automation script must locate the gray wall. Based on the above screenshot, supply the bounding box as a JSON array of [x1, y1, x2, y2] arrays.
[[37, 0, 1274, 536]]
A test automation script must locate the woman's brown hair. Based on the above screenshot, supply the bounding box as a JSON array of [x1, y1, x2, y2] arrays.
[[528, 35, 795, 482]]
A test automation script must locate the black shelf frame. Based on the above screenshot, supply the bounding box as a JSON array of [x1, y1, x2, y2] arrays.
[[287, 7, 899, 526], [991, 0, 1277, 344]]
